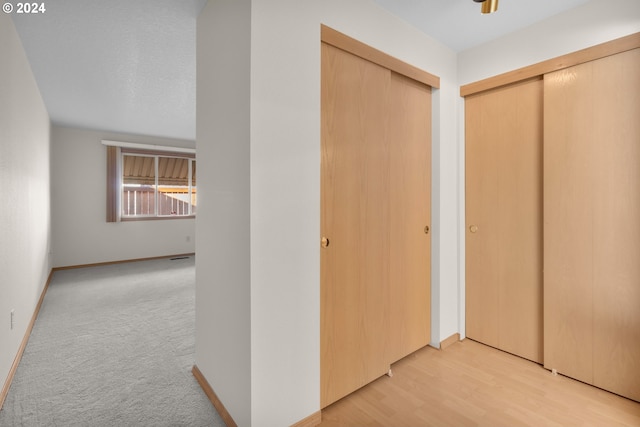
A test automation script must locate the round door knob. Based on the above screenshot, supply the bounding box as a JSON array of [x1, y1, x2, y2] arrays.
[[321, 237, 330, 248], [469, 225, 479, 233]]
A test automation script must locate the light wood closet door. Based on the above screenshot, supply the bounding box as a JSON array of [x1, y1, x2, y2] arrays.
[[320, 42, 391, 408], [321, 42, 432, 408], [389, 72, 431, 363], [544, 48, 640, 402], [466, 78, 543, 363]]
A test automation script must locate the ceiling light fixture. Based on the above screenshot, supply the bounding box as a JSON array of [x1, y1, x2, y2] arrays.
[[473, 0, 499, 14]]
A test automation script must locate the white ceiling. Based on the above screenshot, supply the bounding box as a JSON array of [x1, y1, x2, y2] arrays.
[[374, 0, 591, 52], [11, 0, 591, 141], [12, 0, 207, 141]]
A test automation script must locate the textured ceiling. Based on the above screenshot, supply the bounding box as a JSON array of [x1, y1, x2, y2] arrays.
[[11, 0, 591, 141], [12, 0, 206, 141]]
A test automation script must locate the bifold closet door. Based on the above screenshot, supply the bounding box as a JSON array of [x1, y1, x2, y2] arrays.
[[465, 78, 543, 363], [544, 48, 640, 402]]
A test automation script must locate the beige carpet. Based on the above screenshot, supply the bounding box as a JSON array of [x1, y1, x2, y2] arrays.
[[0, 256, 224, 426]]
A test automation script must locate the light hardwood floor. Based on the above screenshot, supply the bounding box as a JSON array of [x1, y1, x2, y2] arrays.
[[319, 339, 640, 426]]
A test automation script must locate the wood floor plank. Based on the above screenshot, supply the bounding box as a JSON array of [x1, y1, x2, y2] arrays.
[[319, 340, 640, 426]]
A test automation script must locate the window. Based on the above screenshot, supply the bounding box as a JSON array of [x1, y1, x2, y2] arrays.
[[105, 142, 196, 222], [121, 154, 196, 217]]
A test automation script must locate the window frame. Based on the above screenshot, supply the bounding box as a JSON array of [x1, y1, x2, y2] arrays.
[[106, 143, 196, 223]]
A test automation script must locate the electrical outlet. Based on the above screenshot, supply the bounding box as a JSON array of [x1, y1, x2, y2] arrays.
[[186, 236, 191, 242], [10, 309, 14, 330]]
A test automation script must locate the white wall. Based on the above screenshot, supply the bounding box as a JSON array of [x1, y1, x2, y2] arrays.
[[0, 13, 51, 402], [456, 0, 640, 338], [197, 0, 458, 425], [50, 126, 196, 268], [195, 0, 252, 425]]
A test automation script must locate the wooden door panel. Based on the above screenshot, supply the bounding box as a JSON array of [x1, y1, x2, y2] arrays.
[[496, 79, 543, 363], [544, 64, 597, 384], [545, 49, 640, 401], [466, 79, 543, 362], [320, 42, 390, 408], [590, 49, 640, 401], [389, 72, 431, 363], [465, 92, 500, 348]]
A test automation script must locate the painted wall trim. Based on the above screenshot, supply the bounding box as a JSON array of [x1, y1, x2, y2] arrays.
[[460, 32, 640, 97], [101, 139, 196, 154], [291, 410, 322, 427], [440, 333, 461, 350], [0, 269, 54, 410], [192, 365, 238, 427]]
